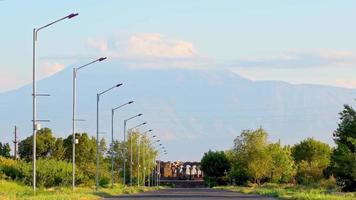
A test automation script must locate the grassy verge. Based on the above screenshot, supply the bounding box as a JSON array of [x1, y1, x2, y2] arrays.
[[215, 184, 356, 200], [0, 180, 161, 200]]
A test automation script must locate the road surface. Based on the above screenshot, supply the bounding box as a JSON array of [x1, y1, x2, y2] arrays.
[[105, 188, 277, 200]]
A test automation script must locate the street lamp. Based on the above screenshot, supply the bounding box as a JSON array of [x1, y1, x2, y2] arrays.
[[156, 146, 165, 186], [32, 12, 78, 192], [128, 122, 147, 186], [149, 140, 160, 187], [123, 114, 143, 185], [156, 148, 166, 186], [96, 83, 123, 191], [141, 129, 153, 186], [72, 57, 107, 191], [110, 101, 134, 187]]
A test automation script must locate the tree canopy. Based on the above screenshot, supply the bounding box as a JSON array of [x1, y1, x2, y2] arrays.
[[331, 104, 356, 191]]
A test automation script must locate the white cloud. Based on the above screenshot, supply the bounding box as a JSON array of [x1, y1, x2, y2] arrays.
[[86, 33, 204, 69], [334, 79, 356, 89], [87, 38, 108, 52], [126, 33, 197, 58], [39, 62, 65, 77]]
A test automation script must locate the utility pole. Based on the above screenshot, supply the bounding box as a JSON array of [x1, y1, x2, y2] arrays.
[[13, 126, 18, 160]]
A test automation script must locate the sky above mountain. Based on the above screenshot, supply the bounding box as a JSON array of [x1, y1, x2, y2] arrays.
[[1, 0, 356, 92]]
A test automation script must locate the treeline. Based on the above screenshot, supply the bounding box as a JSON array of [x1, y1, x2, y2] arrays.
[[0, 142, 11, 158], [0, 128, 158, 187], [201, 104, 356, 192]]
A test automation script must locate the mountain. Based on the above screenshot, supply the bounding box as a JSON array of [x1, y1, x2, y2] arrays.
[[1, 62, 356, 160]]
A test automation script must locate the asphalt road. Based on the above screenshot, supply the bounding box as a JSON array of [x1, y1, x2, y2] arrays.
[[105, 188, 277, 200]]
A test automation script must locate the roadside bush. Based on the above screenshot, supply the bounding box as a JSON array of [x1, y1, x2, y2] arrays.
[[0, 156, 30, 183], [36, 159, 72, 187], [296, 160, 326, 185], [0, 156, 73, 187]]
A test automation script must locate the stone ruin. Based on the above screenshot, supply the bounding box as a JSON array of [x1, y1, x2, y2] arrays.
[[158, 161, 204, 180]]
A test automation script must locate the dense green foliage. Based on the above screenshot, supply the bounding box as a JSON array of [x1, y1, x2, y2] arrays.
[[331, 104, 356, 191], [292, 138, 332, 184], [227, 128, 295, 185], [217, 183, 356, 200], [202, 103, 356, 194], [0, 179, 160, 200], [201, 150, 230, 187], [1, 128, 158, 188], [18, 128, 57, 160], [0, 142, 11, 158], [112, 130, 158, 184]]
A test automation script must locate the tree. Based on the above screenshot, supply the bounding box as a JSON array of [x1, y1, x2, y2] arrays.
[[0, 142, 11, 158], [232, 128, 272, 184], [52, 138, 66, 160], [331, 104, 356, 191], [63, 133, 97, 165], [292, 138, 331, 184], [267, 143, 296, 183], [18, 128, 56, 160], [112, 130, 158, 184], [201, 150, 230, 187]]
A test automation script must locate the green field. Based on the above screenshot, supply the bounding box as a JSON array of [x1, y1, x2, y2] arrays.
[[216, 184, 356, 200], [0, 180, 159, 200]]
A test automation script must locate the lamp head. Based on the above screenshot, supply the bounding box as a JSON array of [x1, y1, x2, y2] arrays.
[[128, 101, 134, 104], [98, 57, 107, 62], [116, 83, 123, 87], [67, 13, 79, 19], [138, 114, 143, 117]]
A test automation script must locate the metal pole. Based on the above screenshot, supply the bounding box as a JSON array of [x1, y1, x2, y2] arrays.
[[72, 68, 76, 191], [96, 94, 100, 191], [148, 153, 150, 187], [32, 28, 37, 192], [158, 159, 161, 186], [143, 139, 145, 186], [123, 120, 127, 185], [137, 135, 140, 186], [111, 109, 114, 188], [130, 130, 133, 186], [157, 159, 159, 186], [156, 159, 158, 186]]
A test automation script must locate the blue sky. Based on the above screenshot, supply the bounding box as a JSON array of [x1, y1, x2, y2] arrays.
[[1, 0, 356, 92]]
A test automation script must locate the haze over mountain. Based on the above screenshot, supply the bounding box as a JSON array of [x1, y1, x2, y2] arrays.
[[1, 62, 356, 160]]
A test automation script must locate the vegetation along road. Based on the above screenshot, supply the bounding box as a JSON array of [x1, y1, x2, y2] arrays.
[[105, 188, 277, 200]]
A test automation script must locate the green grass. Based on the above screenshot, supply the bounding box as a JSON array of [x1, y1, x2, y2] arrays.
[[0, 180, 160, 200], [216, 183, 356, 200]]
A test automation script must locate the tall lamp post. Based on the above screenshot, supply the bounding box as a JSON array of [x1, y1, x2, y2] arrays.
[[141, 130, 153, 186], [72, 57, 107, 191], [152, 143, 162, 187], [148, 139, 159, 187], [156, 146, 165, 186], [32, 13, 78, 192], [110, 101, 134, 187], [123, 114, 143, 185], [96, 83, 123, 191], [158, 150, 168, 186], [128, 122, 147, 186]]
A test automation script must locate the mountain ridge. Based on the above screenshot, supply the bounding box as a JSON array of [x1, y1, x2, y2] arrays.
[[1, 63, 355, 160]]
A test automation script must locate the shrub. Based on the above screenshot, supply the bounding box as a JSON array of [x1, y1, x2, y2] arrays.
[[36, 159, 72, 187]]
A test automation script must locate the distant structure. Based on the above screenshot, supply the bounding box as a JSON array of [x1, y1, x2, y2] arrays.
[[158, 161, 204, 180], [13, 125, 18, 160]]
